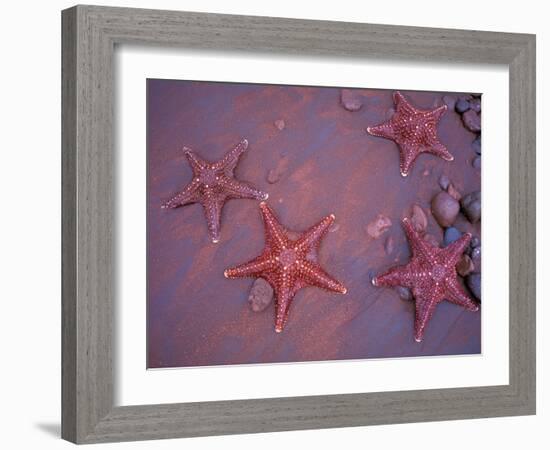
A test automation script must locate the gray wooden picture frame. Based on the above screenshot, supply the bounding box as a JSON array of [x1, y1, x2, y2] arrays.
[[61, 4, 536, 444]]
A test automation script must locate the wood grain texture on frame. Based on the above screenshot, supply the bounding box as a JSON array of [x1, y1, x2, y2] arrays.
[[61, 4, 536, 444]]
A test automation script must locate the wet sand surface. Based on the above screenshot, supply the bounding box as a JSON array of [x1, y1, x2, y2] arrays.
[[147, 79, 481, 368]]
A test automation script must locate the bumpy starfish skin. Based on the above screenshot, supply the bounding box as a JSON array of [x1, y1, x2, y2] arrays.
[[162, 139, 268, 243], [224, 202, 347, 333], [372, 218, 479, 342], [367, 91, 453, 176]]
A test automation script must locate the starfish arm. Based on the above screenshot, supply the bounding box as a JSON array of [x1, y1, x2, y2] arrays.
[[444, 278, 479, 311], [274, 277, 296, 333], [259, 202, 289, 249], [366, 122, 395, 140], [398, 143, 420, 177], [295, 214, 335, 252], [372, 264, 415, 289], [402, 218, 437, 262], [429, 142, 454, 161], [413, 295, 439, 342], [224, 254, 276, 279], [183, 147, 208, 174], [299, 260, 347, 294], [430, 104, 447, 122], [393, 91, 417, 115], [218, 175, 268, 201], [201, 194, 224, 243], [442, 232, 472, 266], [213, 139, 248, 172], [161, 178, 201, 209]]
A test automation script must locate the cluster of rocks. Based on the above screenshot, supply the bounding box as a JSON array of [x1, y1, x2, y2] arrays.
[[429, 175, 481, 301], [455, 94, 481, 170]]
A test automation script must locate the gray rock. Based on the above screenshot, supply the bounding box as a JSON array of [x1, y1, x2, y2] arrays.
[[462, 110, 482, 133], [466, 273, 481, 301], [444, 227, 462, 246], [395, 286, 412, 301], [455, 98, 470, 113], [471, 246, 481, 260], [431, 191, 460, 228], [248, 278, 274, 312], [470, 236, 480, 248], [472, 135, 481, 155], [461, 191, 481, 223], [472, 156, 481, 170], [439, 174, 450, 190], [469, 98, 482, 113]]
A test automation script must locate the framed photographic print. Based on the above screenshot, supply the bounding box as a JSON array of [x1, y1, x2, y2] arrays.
[[62, 5, 536, 444]]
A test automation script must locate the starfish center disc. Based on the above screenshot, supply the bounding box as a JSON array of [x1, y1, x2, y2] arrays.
[[431, 264, 447, 283], [200, 168, 219, 186], [278, 248, 298, 268]]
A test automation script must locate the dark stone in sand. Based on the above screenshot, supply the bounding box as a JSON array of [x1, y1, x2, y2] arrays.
[[469, 98, 482, 113], [444, 227, 462, 246], [461, 191, 481, 223], [472, 135, 481, 155], [470, 236, 480, 248], [466, 273, 481, 301], [462, 110, 482, 133], [457, 254, 475, 277], [432, 191, 460, 228], [455, 98, 470, 113]]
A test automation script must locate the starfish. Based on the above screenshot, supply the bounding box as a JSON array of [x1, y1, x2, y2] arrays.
[[372, 217, 479, 342], [224, 202, 347, 333], [161, 139, 268, 243], [366, 91, 453, 176]]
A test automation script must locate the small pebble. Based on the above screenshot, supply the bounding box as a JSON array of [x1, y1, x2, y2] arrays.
[[266, 155, 289, 184], [456, 254, 475, 277], [274, 119, 286, 131], [439, 174, 450, 191], [395, 286, 412, 301], [366, 214, 392, 239], [410, 204, 428, 234], [470, 236, 480, 248], [248, 278, 274, 312], [431, 191, 460, 228], [455, 98, 470, 113], [472, 135, 481, 155], [340, 89, 363, 112], [461, 191, 481, 223], [471, 246, 481, 260], [444, 227, 462, 246], [462, 110, 482, 133], [469, 98, 481, 113], [384, 236, 395, 255], [472, 156, 481, 170], [466, 273, 481, 301]]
